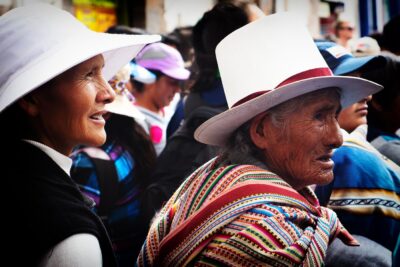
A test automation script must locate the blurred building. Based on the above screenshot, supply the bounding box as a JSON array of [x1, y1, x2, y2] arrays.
[[1, 0, 399, 40]]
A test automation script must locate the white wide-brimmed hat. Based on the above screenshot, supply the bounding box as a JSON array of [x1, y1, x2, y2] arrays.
[[0, 3, 160, 112], [194, 12, 382, 146]]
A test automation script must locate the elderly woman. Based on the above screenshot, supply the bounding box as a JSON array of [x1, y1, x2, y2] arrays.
[[0, 4, 159, 266], [137, 13, 382, 266]]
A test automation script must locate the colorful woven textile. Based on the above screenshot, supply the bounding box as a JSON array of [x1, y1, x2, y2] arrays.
[[137, 157, 358, 266]]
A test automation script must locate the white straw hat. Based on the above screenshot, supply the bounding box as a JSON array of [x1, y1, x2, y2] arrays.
[[0, 3, 160, 112], [194, 12, 382, 146]]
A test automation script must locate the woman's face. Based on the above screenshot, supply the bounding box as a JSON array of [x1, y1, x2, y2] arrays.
[[338, 95, 372, 132], [151, 75, 181, 111], [28, 55, 115, 155], [253, 90, 343, 190]]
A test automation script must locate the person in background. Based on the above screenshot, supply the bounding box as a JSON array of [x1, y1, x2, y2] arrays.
[[127, 61, 156, 99], [134, 42, 190, 156], [380, 15, 400, 59], [315, 41, 400, 253], [71, 64, 157, 266], [362, 56, 400, 165], [137, 13, 386, 266], [0, 3, 158, 266], [140, 2, 254, 222], [334, 20, 355, 51]]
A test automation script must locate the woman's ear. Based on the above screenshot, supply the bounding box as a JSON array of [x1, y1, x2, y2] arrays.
[[18, 93, 40, 116], [249, 112, 269, 149]]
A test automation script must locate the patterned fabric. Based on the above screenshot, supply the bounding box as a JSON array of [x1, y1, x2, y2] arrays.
[[71, 141, 147, 262], [315, 125, 400, 251], [137, 157, 357, 266]]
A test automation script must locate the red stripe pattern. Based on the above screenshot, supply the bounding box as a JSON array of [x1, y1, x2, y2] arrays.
[[137, 157, 357, 266]]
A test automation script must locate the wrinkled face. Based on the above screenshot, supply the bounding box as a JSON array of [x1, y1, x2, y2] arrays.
[[27, 55, 115, 155], [251, 89, 343, 190], [151, 75, 181, 110], [338, 95, 371, 132]]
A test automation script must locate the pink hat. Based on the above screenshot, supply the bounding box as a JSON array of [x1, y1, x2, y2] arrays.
[[135, 42, 190, 80]]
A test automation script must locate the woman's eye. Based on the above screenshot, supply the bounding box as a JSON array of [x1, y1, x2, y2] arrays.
[[314, 112, 323, 121], [86, 71, 94, 78]]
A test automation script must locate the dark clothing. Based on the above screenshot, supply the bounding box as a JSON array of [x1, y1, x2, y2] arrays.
[[141, 106, 223, 220], [166, 96, 185, 138], [184, 79, 227, 117], [4, 141, 117, 266], [325, 235, 391, 266], [368, 126, 400, 165]]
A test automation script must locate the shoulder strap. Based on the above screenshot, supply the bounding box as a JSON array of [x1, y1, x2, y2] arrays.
[[90, 158, 119, 217], [78, 147, 119, 218]]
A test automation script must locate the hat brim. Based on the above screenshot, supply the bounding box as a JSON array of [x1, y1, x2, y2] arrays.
[[0, 32, 160, 112], [130, 62, 156, 84], [162, 67, 190, 80], [334, 56, 381, 75], [105, 94, 145, 121], [194, 76, 382, 146]]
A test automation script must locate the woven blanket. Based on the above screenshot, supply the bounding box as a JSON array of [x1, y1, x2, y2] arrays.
[[137, 157, 358, 266]]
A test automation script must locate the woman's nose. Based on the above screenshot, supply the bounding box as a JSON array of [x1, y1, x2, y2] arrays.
[[98, 78, 116, 104], [359, 94, 372, 103], [325, 120, 343, 149]]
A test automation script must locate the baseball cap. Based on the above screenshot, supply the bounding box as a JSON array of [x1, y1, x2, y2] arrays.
[[316, 41, 385, 75], [135, 42, 190, 80]]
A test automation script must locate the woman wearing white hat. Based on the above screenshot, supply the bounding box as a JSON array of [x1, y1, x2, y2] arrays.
[[137, 13, 384, 266], [71, 65, 157, 266], [0, 3, 159, 266]]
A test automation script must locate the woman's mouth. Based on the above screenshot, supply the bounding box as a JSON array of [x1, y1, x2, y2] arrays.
[[90, 111, 107, 125], [356, 105, 368, 116], [317, 153, 334, 169]]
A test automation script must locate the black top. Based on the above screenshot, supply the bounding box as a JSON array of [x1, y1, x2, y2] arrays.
[[4, 141, 117, 266]]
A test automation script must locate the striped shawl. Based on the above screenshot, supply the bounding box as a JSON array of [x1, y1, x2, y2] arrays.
[[137, 157, 358, 266]]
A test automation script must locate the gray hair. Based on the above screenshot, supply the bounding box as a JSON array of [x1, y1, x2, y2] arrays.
[[218, 87, 341, 168]]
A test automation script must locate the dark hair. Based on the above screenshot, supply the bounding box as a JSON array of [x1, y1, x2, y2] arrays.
[[106, 25, 148, 35], [0, 79, 55, 142], [381, 15, 400, 54], [362, 56, 400, 128], [105, 114, 157, 188], [0, 103, 34, 141], [190, 3, 248, 93]]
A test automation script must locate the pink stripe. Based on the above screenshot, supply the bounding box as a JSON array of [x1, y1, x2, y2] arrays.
[[232, 67, 332, 107], [239, 231, 271, 251], [276, 67, 332, 88], [251, 222, 285, 249]]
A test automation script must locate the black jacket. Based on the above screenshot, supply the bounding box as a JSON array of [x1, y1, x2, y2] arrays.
[[4, 141, 117, 266], [141, 106, 223, 222]]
